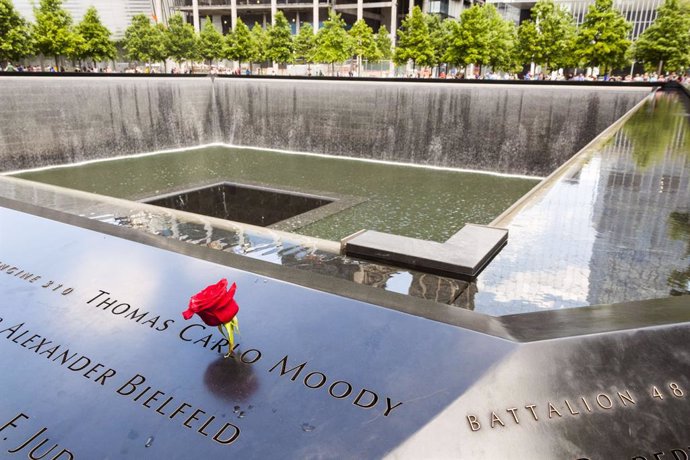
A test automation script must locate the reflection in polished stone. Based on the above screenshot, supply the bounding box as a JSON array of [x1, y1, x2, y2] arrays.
[[0, 176, 469, 307], [476, 91, 690, 314]]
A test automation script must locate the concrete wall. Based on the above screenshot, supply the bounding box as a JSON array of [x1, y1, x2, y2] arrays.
[[0, 76, 650, 176]]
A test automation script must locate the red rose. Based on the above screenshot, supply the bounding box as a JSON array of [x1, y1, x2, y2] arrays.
[[182, 279, 239, 327]]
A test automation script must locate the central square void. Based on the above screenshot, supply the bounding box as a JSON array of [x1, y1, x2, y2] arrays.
[[142, 182, 334, 227]]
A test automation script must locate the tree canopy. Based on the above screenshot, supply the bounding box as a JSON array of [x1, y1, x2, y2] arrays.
[[123, 14, 167, 65], [485, 5, 519, 71], [265, 11, 293, 65], [74, 6, 116, 64], [349, 19, 379, 74], [394, 6, 434, 68], [198, 17, 224, 65], [166, 13, 198, 67], [249, 22, 267, 64], [0, 0, 32, 64], [374, 25, 393, 61], [294, 22, 316, 63], [517, 0, 576, 70], [631, 0, 690, 72], [227, 18, 254, 66], [32, 0, 75, 66], [313, 10, 353, 72], [445, 5, 491, 68], [425, 14, 450, 69], [574, 0, 631, 73]]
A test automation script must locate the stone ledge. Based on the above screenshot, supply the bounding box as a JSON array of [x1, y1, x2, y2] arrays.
[[342, 224, 508, 279]]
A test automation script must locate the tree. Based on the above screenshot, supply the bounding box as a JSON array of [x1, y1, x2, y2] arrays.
[[574, 0, 631, 74], [32, 0, 75, 68], [425, 14, 450, 72], [394, 6, 434, 69], [294, 22, 316, 64], [485, 5, 519, 72], [74, 6, 116, 65], [123, 14, 168, 67], [166, 13, 198, 69], [198, 16, 223, 66], [445, 5, 491, 71], [313, 10, 353, 75], [149, 23, 169, 68], [631, 0, 690, 72], [249, 22, 267, 66], [375, 25, 392, 61], [227, 18, 254, 68], [516, 0, 576, 71], [0, 0, 32, 65], [265, 11, 293, 66], [349, 19, 378, 75]]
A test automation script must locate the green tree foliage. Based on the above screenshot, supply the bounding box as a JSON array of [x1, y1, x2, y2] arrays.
[[294, 22, 316, 63], [198, 16, 223, 65], [74, 6, 116, 64], [622, 95, 690, 168], [249, 22, 267, 64], [394, 6, 434, 68], [265, 11, 293, 65], [425, 14, 450, 69], [574, 0, 631, 73], [485, 5, 519, 71], [374, 25, 392, 61], [166, 13, 198, 68], [227, 18, 254, 66], [349, 19, 379, 75], [445, 5, 491, 68], [517, 0, 576, 70], [313, 10, 353, 73], [0, 0, 32, 65], [32, 0, 75, 67], [631, 0, 690, 72], [123, 14, 168, 65]]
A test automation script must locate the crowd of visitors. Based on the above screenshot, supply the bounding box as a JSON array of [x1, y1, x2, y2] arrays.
[[2, 61, 688, 83]]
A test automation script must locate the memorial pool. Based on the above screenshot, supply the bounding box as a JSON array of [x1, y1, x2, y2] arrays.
[[13, 146, 538, 242]]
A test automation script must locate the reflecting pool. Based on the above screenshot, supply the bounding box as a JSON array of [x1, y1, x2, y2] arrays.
[[13, 147, 538, 242], [477, 91, 690, 314]]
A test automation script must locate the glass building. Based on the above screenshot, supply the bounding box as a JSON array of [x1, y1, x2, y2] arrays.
[[13, 0, 155, 39], [488, 0, 664, 39]]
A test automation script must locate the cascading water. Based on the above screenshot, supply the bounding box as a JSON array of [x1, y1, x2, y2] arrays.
[[0, 76, 650, 176]]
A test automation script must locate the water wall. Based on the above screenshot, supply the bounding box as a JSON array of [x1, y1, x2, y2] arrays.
[[0, 76, 651, 175]]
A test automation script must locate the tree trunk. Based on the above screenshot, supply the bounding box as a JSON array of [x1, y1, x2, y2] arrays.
[[54, 55, 59, 70], [657, 60, 663, 74]]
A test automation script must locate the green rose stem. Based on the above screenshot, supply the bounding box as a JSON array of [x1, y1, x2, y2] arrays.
[[218, 317, 240, 358]]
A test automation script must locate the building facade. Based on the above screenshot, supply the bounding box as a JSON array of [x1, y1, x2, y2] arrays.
[[488, 0, 664, 39], [13, 0, 155, 39], [169, 0, 477, 45]]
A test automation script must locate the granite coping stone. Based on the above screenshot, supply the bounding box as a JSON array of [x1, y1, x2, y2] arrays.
[[342, 224, 508, 279]]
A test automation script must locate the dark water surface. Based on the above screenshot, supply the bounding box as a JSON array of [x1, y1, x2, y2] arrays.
[[15, 147, 538, 242], [476, 91, 690, 314]]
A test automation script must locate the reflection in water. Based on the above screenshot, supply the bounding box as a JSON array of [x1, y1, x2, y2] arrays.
[[668, 211, 690, 295], [621, 92, 690, 168], [3, 92, 682, 315], [0, 176, 472, 307], [204, 357, 259, 402], [476, 91, 690, 314]]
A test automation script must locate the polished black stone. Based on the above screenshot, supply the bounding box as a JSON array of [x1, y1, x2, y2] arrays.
[[1, 200, 689, 458], [142, 182, 333, 227]]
